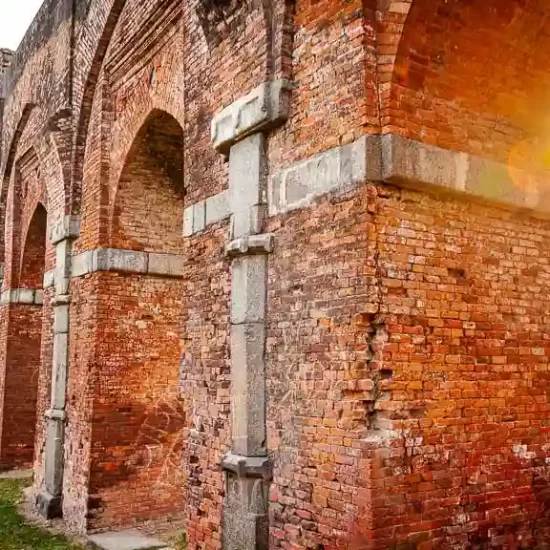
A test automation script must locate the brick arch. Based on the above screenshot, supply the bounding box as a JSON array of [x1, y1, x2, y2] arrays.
[[71, 0, 129, 215], [3, 145, 50, 291], [0, 103, 36, 269], [86, 106, 186, 529], [110, 108, 184, 253], [108, 76, 185, 198], [389, 0, 550, 165]]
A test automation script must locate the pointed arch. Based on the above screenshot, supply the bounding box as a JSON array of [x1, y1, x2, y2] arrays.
[[0, 103, 36, 266], [19, 202, 47, 290], [389, 0, 550, 166], [70, 0, 128, 214], [111, 108, 184, 253]]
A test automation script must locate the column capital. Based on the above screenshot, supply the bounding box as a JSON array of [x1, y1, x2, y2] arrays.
[[49, 215, 81, 245], [211, 79, 292, 153]]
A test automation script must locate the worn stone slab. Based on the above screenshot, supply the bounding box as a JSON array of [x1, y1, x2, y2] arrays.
[[148, 253, 185, 277], [205, 189, 230, 227], [268, 136, 376, 215], [71, 249, 185, 278], [230, 323, 266, 457], [87, 530, 168, 550], [268, 133, 550, 217], [94, 248, 148, 274], [0, 469, 32, 479], [223, 475, 269, 550], [0, 289, 42, 305], [44, 417, 64, 497], [211, 79, 292, 152], [43, 269, 55, 289], [378, 133, 543, 211]]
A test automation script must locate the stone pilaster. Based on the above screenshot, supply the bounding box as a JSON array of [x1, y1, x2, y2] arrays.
[[36, 215, 80, 519], [210, 80, 291, 550]]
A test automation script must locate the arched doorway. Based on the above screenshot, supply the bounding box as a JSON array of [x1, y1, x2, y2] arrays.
[[89, 110, 186, 527]]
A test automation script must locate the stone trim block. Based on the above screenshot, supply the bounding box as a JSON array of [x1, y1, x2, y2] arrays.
[[51, 332, 69, 410], [229, 134, 267, 238], [211, 79, 292, 153], [268, 136, 377, 216], [269, 133, 550, 216], [71, 249, 185, 279], [44, 409, 66, 421], [53, 304, 69, 334], [0, 288, 43, 305], [226, 234, 274, 257], [378, 134, 543, 212], [94, 249, 147, 274], [49, 215, 81, 245], [148, 253, 185, 277], [183, 190, 230, 237]]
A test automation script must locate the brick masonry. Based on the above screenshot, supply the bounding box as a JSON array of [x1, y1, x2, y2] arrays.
[[0, 0, 550, 549]]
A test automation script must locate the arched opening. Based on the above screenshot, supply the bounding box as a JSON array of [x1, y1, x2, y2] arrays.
[[112, 109, 184, 252], [89, 110, 186, 528], [0, 204, 47, 469], [390, 0, 550, 170]]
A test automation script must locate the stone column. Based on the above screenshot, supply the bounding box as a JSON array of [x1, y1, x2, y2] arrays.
[[210, 81, 291, 550], [36, 215, 80, 519]]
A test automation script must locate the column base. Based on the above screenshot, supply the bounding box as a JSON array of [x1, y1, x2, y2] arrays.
[[222, 454, 271, 550], [35, 490, 62, 519]]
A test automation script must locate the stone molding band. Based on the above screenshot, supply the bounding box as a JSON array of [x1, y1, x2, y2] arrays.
[[269, 133, 546, 216], [71, 248, 185, 279], [0, 288, 44, 305], [185, 133, 541, 237], [43, 270, 55, 289]]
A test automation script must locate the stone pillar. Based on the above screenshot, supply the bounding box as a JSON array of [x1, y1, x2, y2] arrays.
[[36, 215, 80, 519], [210, 80, 291, 550]]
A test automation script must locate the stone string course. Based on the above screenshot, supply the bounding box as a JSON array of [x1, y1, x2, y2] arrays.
[[0, 1, 550, 549]]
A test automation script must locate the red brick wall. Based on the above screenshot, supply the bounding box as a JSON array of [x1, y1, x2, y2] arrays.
[[181, 223, 231, 550], [266, 187, 375, 550], [64, 275, 99, 532], [355, 183, 550, 549], [3, 0, 550, 548], [0, 202, 46, 470], [0, 305, 43, 470], [87, 273, 184, 528]]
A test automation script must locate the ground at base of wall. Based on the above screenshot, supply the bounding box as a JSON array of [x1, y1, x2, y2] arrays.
[[0, 477, 84, 549], [0, 477, 186, 550]]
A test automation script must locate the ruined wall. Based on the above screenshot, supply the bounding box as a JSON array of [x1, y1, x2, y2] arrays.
[[2, 0, 550, 549]]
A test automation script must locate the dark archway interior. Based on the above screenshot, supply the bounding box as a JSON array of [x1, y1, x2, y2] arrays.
[[113, 109, 184, 253]]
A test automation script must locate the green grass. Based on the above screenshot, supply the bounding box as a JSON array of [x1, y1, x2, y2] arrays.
[[0, 478, 83, 549]]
